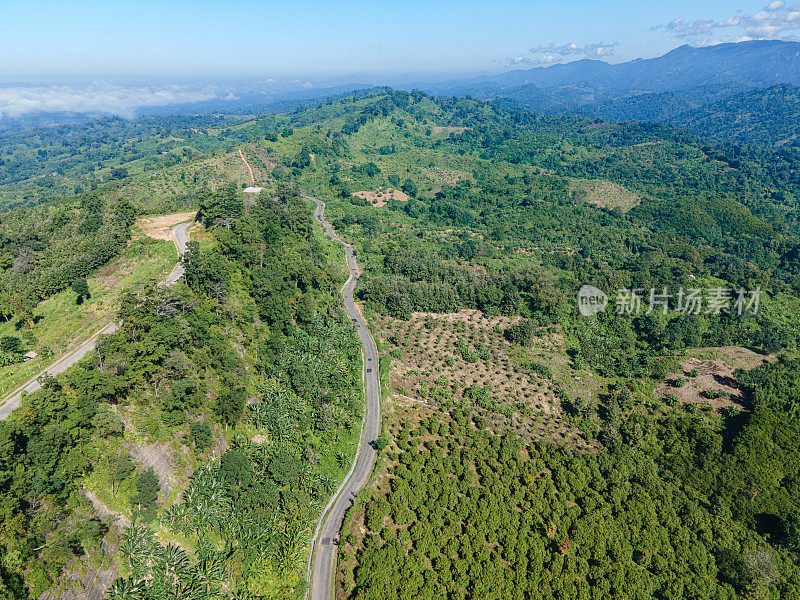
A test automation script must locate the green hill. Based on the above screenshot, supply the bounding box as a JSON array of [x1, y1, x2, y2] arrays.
[[673, 84, 800, 148], [0, 89, 799, 599]]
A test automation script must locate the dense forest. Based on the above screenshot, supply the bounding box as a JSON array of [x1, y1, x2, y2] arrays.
[[586, 84, 800, 149], [339, 357, 800, 600], [0, 184, 364, 598], [0, 87, 798, 599], [670, 85, 800, 149]]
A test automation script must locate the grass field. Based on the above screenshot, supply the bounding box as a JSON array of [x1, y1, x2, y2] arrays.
[[569, 178, 641, 211], [0, 234, 177, 399]]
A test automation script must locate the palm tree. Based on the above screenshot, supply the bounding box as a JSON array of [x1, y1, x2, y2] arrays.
[[107, 578, 146, 600], [274, 520, 308, 575], [193, 550, 227, 598], [158, 544, 191, 589]]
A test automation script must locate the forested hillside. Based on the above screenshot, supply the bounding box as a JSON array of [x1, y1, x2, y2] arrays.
[[582, 83, 748, 126], [585, 84, 800, 149], [236, 89, 800, 599], [672, 85, 800, 149], [0, 87, 798, 599], [0, 183, 365, 598], [339, 356, 800, 599], [425, 41, 800, 149], [0, 193, 136, 313], [279, 89, 800, 367], [0, 112, 290, 208]]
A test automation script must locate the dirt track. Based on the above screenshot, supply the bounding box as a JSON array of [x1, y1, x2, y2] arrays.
[[239, 148, 255, 184]]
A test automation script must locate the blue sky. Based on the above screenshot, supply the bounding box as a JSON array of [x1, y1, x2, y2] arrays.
[[1, 0, 794, 80], [2, 1, 798, 121]]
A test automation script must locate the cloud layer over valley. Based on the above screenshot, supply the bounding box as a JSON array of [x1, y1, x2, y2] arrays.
[[0, 83, 231, 120]]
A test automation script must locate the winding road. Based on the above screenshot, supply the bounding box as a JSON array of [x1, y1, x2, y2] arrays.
[[0, 201, 380, 596], [0, 220, 193, 420], [306, 196, 382, 600], [163, 221, 192, 285]]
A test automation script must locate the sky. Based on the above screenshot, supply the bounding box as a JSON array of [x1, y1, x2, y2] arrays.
[[4, 0, 798, 79], [1, 0, 799, 119]]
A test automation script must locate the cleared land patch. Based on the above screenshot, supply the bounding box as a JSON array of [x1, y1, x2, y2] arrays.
[[570, 178, 640, 211], [0, 221, 179, 399], [373, 308, 595, 449], [136, 211, 196, 242], [655, 346, 774, 410], [352, 188, 409, 207]]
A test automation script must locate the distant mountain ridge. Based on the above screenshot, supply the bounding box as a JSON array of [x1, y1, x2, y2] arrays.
[[5, 40, 799, 147], [436, 40, 800, 95], [421, 40, 800, 148]]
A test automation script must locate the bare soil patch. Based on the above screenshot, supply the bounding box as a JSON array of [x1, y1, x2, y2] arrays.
[[136, 212, 196, 241], [40, 538, 120, 600], [83, 489, 130, 529], [570, 178, 640, 212], [352, 188, 409, 207], [655, 346, 773, 410], [121, 412, 189, 501]]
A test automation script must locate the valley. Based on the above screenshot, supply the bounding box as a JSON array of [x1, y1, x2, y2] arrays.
[[0, 61, 798, 600]]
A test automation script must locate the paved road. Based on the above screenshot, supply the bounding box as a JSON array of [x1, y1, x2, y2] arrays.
[[306, 196, 382, 600], [164, 221, 191, 285], [0, 221, 193, 420]]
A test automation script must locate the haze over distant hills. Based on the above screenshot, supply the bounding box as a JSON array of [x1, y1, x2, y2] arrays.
[[2, 40, 800, 147], [418, 40, 800, 148], [0, 81, 368, 133], [434, 40, 800, 94]]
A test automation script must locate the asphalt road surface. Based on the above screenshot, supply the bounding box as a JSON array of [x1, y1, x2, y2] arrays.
[[0, 220, 193, 420], [164, 221, 191, 285], [307, 196, 382, 600]]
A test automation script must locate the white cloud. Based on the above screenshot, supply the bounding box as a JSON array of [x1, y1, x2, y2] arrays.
[[499, 41, 618, 67], [530, 42, 619, 57], [661, 18, 716, 38], [539, 55, 563, 64], [0, 83, 226, 120], [657, 2, 800, 42]]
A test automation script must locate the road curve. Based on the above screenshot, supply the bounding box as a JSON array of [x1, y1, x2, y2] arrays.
[[0, 220, 193, 420], [164, 221, 192, 285], [306, 196, 382, 600]]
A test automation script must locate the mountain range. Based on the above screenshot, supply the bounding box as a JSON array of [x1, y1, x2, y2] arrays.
[[419, 40, 800, 148], [438, 40, 800, 93], [3, 40, 800, 148]]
